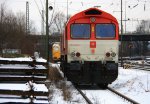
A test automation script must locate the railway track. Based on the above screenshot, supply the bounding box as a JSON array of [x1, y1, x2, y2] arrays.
[[119, 61, 150, 71], [76, 87, 93, 104], [130, 64, 150, 71], [107, 87, 139, 104], [0, 57, 49, 103], [75, 85, 139, 104]]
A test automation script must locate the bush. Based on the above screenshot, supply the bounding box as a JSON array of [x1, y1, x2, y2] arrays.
[[48, 65, 63, 83]]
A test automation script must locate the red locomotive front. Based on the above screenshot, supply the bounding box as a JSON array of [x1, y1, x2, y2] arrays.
[[61, 8, 119, 87]]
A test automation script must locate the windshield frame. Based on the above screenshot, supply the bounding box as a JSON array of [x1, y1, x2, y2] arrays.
[[95, 23, 116, 39], [70, 23, 91, 39]]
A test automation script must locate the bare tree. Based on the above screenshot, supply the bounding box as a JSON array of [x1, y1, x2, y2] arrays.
[[134, 20, 150, 56], [0, 3, 7, 53], [136, 20, 150, 34], [54, 11, 66, 33], [49, 11, 67, 34], [0, 3, 36, 56]]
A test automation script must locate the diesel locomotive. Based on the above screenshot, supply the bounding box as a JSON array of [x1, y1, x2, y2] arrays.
[[60, 8, 119, 87]]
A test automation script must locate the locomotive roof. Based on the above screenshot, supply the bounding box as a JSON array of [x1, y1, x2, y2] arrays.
[[68, 8, 118, 23]]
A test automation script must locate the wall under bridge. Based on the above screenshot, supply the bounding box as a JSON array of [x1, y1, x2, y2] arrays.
[[119, 34, 150, 57], [27, 35, 61, 61]]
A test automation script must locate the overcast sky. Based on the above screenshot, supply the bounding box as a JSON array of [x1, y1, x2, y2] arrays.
[[0, 0, 150, 34]]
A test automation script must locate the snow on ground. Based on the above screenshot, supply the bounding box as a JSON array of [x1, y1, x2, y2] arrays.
[[48, 81, 87, 104], [46, 62, 150, 104], [82, 90, 128, 104], [73, 66, 150, 104], [110, 67, 150, 104], [1, 57, 150, 104], [47, 64, 87, 104], [48, 65, 150, 104]]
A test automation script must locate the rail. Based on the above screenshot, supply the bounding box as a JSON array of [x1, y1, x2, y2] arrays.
[[76, 87, 93, 104], [108, 87, 139, 104]]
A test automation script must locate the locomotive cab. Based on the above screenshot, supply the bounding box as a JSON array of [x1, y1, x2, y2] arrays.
[[61, 8, 119, 86]]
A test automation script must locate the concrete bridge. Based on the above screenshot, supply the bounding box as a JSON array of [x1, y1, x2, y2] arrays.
[[119, 34, 150, 41]]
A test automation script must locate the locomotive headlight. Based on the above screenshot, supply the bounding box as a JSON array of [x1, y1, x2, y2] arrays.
[[111, 52, 116, 57], [76, 52, 81, 57], [70, 52, 75, 57], [106, 52, 110, 57]]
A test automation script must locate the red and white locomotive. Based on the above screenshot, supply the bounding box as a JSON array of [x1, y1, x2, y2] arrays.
[[61, 8, 119, 87]]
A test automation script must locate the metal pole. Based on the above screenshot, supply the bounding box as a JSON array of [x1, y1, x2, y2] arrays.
[[41, 10, 44, 35], [120, 0, 123, 67], [67, 0, 68, 21], [125, 1, 127, 34], [26, 1, 29, 35], [46, 0, 49, 62]]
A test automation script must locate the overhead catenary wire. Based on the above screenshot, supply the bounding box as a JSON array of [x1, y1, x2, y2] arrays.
[[40, 0, 45, 11], [32, 0, 150, 33], [34, 0, 46, 24], [48, 0, 56, 28], [35, 0, 57, 28]]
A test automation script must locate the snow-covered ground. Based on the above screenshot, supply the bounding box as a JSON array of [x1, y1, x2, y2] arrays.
[[1, 57, 150, 104], [81, 67, 150, 104], [82, 90, 129, 104], [48, 64, 150, 104], [110, 67, 150, 104], [48, 81, 87, 104]]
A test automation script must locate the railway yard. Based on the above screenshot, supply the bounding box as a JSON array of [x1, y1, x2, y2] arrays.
[[0, 57, 150, 104], [50, 59, 150, 104], [0, 1, 150, 103]]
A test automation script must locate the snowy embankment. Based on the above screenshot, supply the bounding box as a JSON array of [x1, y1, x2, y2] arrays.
[[110, 67, 150, 104], [49, 64, 150, 104], [47, 63, 87, 104], [1, 57, 150, 104]]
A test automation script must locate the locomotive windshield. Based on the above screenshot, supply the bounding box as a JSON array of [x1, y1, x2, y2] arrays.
[[96, 24, 115, 38], [71, 24, 90, 38]]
